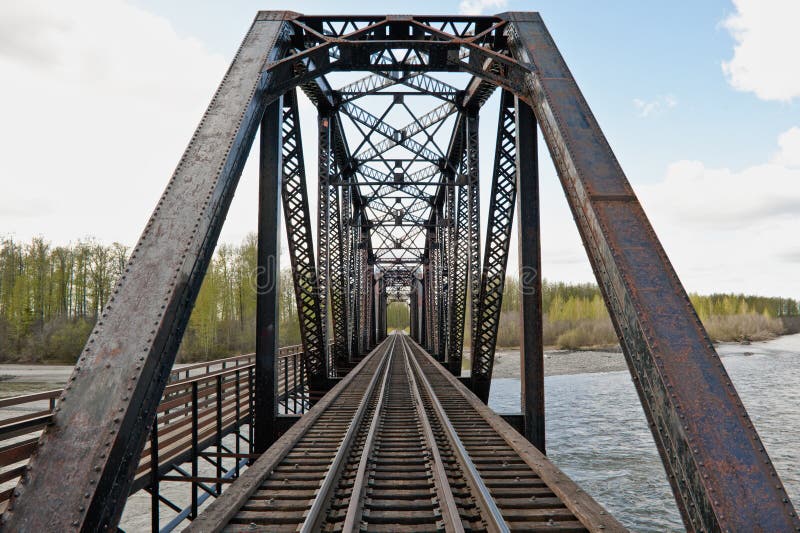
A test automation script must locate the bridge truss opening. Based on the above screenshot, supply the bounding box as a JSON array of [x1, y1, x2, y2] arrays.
[[4, 11, 797, 533]]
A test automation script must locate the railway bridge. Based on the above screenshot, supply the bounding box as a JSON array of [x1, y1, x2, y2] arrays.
[[1, 11, 797, 532]]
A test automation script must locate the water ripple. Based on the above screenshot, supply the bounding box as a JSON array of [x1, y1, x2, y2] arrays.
[[488, 338, 800, 532]]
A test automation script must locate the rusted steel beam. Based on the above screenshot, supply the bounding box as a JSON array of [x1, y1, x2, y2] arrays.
[[319, 113, 350, 375], [515, 97, 545, 452], [316, 112, 332, 373], [280, 90, 328, 394], [2, 12, 295, 531], [504, 11, 799, 531], [445, 122, 469, 375], [470, 91, 517, 402], [466, 111, 482, 359]]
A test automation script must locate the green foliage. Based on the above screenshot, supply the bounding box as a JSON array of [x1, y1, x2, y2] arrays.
[[178, 235, 300, 361], [493, 276, 799, 348], [387, 302, 409, 332], [0, 234, 299, 363], [0, 236, 127, 362], [2, 234, 798, 362]]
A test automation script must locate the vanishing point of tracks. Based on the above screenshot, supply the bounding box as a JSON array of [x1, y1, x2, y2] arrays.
[[190, 334, 624, 532]]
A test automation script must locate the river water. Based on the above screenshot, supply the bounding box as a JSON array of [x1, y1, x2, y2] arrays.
[[488, 334, 800, 531], [1, 336, 797, 531]]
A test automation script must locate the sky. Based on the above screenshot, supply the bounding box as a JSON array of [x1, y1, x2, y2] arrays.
[[0, 0, 798, 298]]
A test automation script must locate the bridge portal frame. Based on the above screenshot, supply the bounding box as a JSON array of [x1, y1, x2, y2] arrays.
[[4, 11, 798, 533]]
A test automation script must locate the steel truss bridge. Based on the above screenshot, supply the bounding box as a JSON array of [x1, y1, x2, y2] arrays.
[[1, 11, 797, 533]]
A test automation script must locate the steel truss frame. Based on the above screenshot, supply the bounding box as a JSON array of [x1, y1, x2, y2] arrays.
[[470, 90, 517, 401], [445, 127, 469, 375], [318, 113, 351, 376], [280, 90, 327, 393], [7, 11, 797, 533]]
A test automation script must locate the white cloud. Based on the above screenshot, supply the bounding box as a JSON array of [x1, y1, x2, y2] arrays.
[[772, 126, 800, 167], [458, 0, 507, 16], [637, 127, 800, 297], [0, 0, 228, 245], [633, 94, 677, 118], [721, 0, 800, 102]]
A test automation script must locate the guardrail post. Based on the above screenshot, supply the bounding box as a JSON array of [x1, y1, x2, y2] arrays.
[[191, 381, 198, 519], [215, 374, 223, 494], [247, 367, 255, 465], [150, 427, 159, 530], [234, 369, 241, 478], [293, 352, 299, 413]]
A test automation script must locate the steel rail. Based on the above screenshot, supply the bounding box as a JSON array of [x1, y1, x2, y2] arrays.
[[339, 340, 397, 532], [402, 334, 509, 533], [298, 335, 397, 533], [400, 337, 465, 533]]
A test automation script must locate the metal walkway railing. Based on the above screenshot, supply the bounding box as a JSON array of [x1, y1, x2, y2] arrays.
[[0, 345, 309, 530]]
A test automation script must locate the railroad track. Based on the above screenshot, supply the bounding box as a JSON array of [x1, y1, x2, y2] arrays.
[[189, 334, 625, 533]]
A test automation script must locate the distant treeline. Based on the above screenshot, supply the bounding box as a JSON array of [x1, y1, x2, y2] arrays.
[[1, 236, 798, 363], [0, 237, 128, 362], [495, 279, 800, 349]]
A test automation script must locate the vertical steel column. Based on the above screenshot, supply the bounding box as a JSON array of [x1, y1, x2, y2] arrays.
[[470, 91, 518, 402], [446, 125, 470, 375], [515, 97, 544, 451], [430, 214, 442, 360], [369, 270, 378, 346], [350, 214, 362, 359], [317, 112, 332, 374], [360, 252, 372, 353], [255, 97, 282, 453], [409, 286, 417, 340], [337, 169, 360, 368], [439, 210, 449, 360], [417, 276, 423, 343], [424, 244, 434, 351], [280, 90, 327, 394], [380, 280, 387, 340], [441, 183, 455, 359], [466, 111, 481, 353], [320, 115, 349, 375]]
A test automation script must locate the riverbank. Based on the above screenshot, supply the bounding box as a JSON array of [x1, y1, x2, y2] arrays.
[[2, 333, 799, 397], [466, 331, 800, 378]]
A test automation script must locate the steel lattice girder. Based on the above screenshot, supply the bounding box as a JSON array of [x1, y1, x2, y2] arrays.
[[334, 128, 354, 368], [446, 141, 470, 375], [338, 71, 460, 103], [504, 11, 799, 530], [466, 112, 482, 352], [347, 211, 359, 359], [353, 102, 456, 164], [470, 91, 518, 401], [280, 90, 328, 391], [316, 113, 332, 370], [358, 230, 370, 355], [340, 102, 444, 164], [319, 113, 350, 373]]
